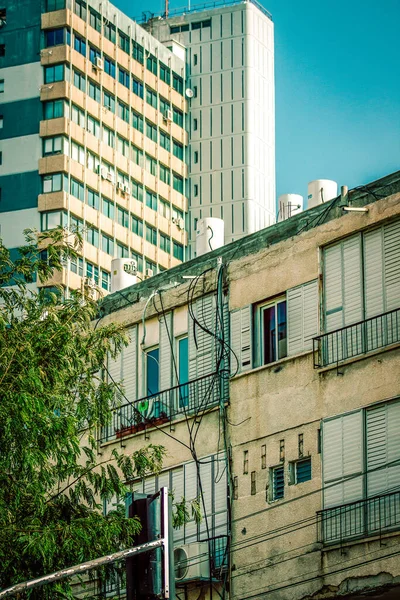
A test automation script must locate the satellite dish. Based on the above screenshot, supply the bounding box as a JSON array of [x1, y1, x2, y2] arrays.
[[185, 88, 194, 98]]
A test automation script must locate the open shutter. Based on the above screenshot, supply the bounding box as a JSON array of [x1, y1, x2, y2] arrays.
[[342, 235, 363, 325], [188, 295, 216, 380], [364, 228, 384, 318], [159, 311, 173, 391], [383, 219, 400, 311], [322, 411, 363, 543], [287, 280, 318, 356], [324, 243, 343, 333], [230, 306, 252, 375], [122, 326, 137, 403]]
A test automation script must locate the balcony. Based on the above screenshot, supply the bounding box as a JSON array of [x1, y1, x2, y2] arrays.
[[317, 489, 400, 546], [99, 372, 226, 444], [313, 308, 400, 368]]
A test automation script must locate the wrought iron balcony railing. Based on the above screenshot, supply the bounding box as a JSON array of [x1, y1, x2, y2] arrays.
[[100, 371, 227, 444], [313, 307, 400, 368], [317, 489, 400, 545]]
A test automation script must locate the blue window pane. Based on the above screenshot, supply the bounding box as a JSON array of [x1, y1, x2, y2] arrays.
[[178, 337, 189, 408], [273, 466, 284, 500], [296, 458, 311, 483], [146, 348, 159, 397]]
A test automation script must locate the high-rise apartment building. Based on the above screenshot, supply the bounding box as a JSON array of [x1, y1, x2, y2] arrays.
[[0, 0, 188, 294], [146, 0, 276, 251]]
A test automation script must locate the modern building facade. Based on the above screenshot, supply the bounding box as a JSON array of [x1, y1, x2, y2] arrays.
[[147, 0, 276, 252], [97, 169, 400, 599], [0, 0, 188, 294]]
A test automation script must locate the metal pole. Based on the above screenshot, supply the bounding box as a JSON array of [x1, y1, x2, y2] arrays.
[[0, 539, 164, 599]]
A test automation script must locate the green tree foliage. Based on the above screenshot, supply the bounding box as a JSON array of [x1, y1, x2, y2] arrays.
[[0, 230, 166, 598]]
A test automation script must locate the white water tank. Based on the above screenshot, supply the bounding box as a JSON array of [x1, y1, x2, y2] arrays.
[[196, 217, 224, 257], [111, 258, 138, 293], [278, 194, 303, 222], [307, 180, 338, 209]]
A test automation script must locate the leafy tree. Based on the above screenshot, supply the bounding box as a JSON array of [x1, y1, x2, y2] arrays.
[[0, 230, 167, 598]]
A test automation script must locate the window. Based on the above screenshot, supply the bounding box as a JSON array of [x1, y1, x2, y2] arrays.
[[173, 242, 183, 261], [73, 33, 86, 56], [44, 99, 66, 119], [251, 472, 256, 495], [192, 21, 201, 30], [131, 216, 143, 237], [172, 207, 183, 222], [261, 445, 266, 469], [117, 135, 129, 158], [88, 79, 101, 103], [118, 31, 130, 54], [193, 117, 198, 131], [145, 155, 157, 177], [40, 210, 66, 231], [87, 114, 100, 138], [193, 53, 198, 66], [70, 214, 84, 233], [193, 86, 198, 98], [70, 255, 84, 277], [131, 144, 143, 166], [173, 108, 183, 127], [0, 115, 3, 128], [70, 177, 84, 201], [104, 56, 115, 78], [103, 21, 116, 43], [159, 232, 170, 254], [131, 179, 143, 202], [118, 66, 129, 88], [145, 190, 157, 211], [172, 72, 183, 95], [160, 130, 170, 152], [86, 261, 99, 285], [71, 104, 85, 127], [101, 270, 111, 291], [132, 77, 143, 98], [89, 44, 101, 64], [117, 206, 129, 228], [102, 126, 115, 148], [74, 0, 86, 20], [45, 28, 67, 47], [146, 348, 159, 396], [73, 69, 86, 92], [101, 234, 114, 255], [159, 164, 170, 185], [172, 173, 183, 194], [132, 40, 144, 64], [87, 188, 99, 209], [43, 136, 65, 156], [321, 400, 400, 544], [243, 450, 248, 474], [46, 0, 65, 11], [158, 198, 170, 220], [254, 298, 287, 366], [270, 466, 284, 501], [132, 110, 143, 133], [146, 87, 157, 109], [289, 458, 312, 485], [87, 150, 99, 172], [193, 151, 199, 164], [173, 140, 183, 160], [117, 242, 129, 258], [86, 225, 99, 247], [145, 121, 157, 143], [103, 91, 115, 113], [159, 63, 170, 84], [170, 24, 189, 34], [117, 100, 130, 123], [102, 197, 114, 220], [0, 79, 3, 93], [146, 225, 157, 246], [44, 63, 68, 83], [159, 96, 170, 116], [42, 173, 64, 193], [146, 54, 157, 75], [193, 184, 199, 197], [71, 141, 85, 165]]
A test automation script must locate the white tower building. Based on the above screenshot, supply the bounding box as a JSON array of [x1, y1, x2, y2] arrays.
[[146, 0, 275, 255]]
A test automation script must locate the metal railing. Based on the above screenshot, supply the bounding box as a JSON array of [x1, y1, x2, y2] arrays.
[[313, 307, 400, 368], [100, 372, 226, 444], [317, 489, 400, 545], [136, 0, 272, 22]]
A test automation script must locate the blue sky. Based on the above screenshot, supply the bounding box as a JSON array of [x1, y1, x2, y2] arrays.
[[115, 0, 400, 204]]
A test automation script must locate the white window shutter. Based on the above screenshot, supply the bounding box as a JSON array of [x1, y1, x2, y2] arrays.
[[184, 461, 198, 543], [287, 280, 318, 356], [366, 401, 400, 497], [230, 306, 252, 375], [364, 228, 384, 319], [108, 350, 122, 387], [122, 326, 137, 403], [342, 235, 363, 326], [188, 294, 216, 380], [383, 219, 400, 311], [324, 243, 344, 332], [159, 311, 173, 391]]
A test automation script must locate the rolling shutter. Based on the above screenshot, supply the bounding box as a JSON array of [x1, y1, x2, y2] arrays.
[[230, 306, 252, 375], [287, 280, 318, 356], [324, 243, 343, 332], [159, 311, 173, 391], [364, 228, 384, 318], [383, 219, 400, 312], [122, 326, 137, 403], [366, 401, 400, 497]]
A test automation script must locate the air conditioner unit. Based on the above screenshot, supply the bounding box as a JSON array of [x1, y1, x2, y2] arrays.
[[99, 167, 108, 179], [84, 276, 96, 288], [124, 185, 131, 195], [106, 172, 114, 183], [145, 268, 154, 278], [117, 181, 125, 192], [171, 217, 177, 225], [177, 218, 185, 230], [174, 542, 210, 583], [163, 109, 173, 122], [95, 57, 104, 71]]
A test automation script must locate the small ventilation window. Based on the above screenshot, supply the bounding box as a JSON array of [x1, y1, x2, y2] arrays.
[[0, 8, 6, 26], [0, 44, 5, 56]]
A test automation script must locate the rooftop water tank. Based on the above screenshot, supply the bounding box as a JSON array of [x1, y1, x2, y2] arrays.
[[307, 180, 338, 209], [278, 194, 303, 222], [196, 217, 224, 257], [111, 258, 138, 293]]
